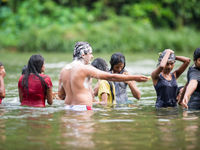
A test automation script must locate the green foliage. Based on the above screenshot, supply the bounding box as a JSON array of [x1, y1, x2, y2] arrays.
[[14, 17, 200, 53], [0, 0, 200, 53], [18, 25, 76, 52]]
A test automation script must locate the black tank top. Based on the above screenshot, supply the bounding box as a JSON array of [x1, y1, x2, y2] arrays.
[[154, 73, 178, 108]]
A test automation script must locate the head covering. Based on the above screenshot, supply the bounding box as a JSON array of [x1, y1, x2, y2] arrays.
[[73, 41, 93, 60], [158, 50, 176, 65]]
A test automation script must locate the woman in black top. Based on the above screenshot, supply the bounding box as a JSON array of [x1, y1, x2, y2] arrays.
[[151, 49, 190, 108]]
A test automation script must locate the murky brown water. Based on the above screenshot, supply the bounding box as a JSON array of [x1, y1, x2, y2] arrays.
[[1, 57, 200, 150]]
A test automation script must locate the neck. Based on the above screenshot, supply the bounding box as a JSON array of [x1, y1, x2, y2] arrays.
[[162, 71, 170, 76], [74, 58, 87, 65]]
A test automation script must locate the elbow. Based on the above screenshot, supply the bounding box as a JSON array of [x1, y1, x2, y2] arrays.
[[186, 58, 191, 64], [136, 95, 141, 100], [159, 65, 165, 70], [0, 92, 5, 99], [58, 94, 65, 100], [131, 89, 141, 100], [48, 101, 53, 105], [135, 93, 141, 100], [48, 99, 53, 105]]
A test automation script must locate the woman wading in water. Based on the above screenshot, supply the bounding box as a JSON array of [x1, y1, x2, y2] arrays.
[[151, 49, 190, 108]]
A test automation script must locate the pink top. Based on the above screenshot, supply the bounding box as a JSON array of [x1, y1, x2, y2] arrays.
[[18, 74, 52, 107], [0, 98, 2, 104]]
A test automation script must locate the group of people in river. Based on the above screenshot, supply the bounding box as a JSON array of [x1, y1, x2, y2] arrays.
[[1, 41, 200, 111]]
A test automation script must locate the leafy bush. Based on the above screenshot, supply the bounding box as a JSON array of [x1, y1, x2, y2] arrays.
[[0, 0, 200, 53]]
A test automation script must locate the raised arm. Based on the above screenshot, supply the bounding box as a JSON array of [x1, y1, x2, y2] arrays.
[[181, 80, 197, 109], [86, 65, 149, 82], [174, 56, 190, 79], [151, 49, 174, 85]]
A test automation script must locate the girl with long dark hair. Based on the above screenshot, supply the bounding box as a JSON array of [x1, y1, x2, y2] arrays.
[[18, 55, 53, 107], [109, 52, 141, 104]]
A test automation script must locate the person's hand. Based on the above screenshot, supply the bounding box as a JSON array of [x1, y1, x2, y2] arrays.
[[134, 75, 150, 82], [52, 92, 59, 99], [181, 97, 189, 109], [0, 67, 6, 78], [165, 49, 174, 54], [177, 87, 184, 103]]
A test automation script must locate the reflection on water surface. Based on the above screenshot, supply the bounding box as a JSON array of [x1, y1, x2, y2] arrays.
[[0, 59, 200, 150]]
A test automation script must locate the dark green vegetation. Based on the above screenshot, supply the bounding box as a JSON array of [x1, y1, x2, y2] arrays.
[[0, 0, 200, 53]]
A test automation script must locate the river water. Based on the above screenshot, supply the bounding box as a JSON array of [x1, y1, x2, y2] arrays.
[[1, 59, 200, 150]]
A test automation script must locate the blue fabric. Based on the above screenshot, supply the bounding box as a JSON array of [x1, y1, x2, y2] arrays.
[[154, 73, 178, 108], [114, 81, 128, 104], [111, 70, 128, 104]]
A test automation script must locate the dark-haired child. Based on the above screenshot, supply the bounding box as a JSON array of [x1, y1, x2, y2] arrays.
[[182, 48, 200, 109], [18, 55, 53, 107], [151, 49, 190, 108], [0, 62, 6, 104], [91, 58, 116, 104], [109, 52, 141, 104]]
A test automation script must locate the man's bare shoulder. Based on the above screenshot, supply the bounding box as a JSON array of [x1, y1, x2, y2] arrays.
[[60, 61, 88, 75]]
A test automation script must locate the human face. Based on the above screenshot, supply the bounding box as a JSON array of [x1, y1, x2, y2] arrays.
[[0, 66, 6, 77], [163, 61, 175, 74], [194, 58, 200, 69], [113, 62, 124, 73], [82, 52, 93, 65]]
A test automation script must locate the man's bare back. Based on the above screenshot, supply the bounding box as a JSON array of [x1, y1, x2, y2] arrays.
[[59, 60, 94, 106]]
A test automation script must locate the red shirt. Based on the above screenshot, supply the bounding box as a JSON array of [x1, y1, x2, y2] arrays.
[[18, 74, 52, 107], [0, 98, 2, 104]]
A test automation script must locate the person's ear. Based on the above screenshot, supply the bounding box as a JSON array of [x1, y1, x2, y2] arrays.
[[196, 58, 200, 64]]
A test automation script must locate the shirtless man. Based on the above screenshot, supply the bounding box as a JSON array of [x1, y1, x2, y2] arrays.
[[58, 42, 149, 110]]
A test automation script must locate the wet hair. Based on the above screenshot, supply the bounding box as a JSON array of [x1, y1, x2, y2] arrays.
[[73, 41, 92, 60], [91, 58, 115, 103], [91, 58, 109, 72], [22, 55, 47, 94], [0, 62, 3, 67], [193, 48, 200, 61], [21, 65, 27, 75], [109, 52, 126, 73], [157, 50, 176, 66]]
